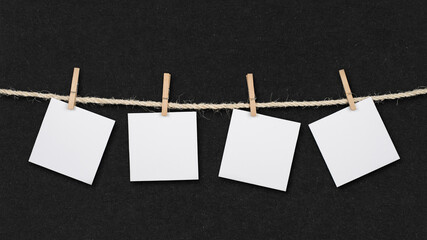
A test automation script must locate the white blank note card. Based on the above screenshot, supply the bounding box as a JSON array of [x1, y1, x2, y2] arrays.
[[128, 112, 198, 181], [29, 98, 115, 185], [219, 109, 300, 191], [309, 97, 399, 187]]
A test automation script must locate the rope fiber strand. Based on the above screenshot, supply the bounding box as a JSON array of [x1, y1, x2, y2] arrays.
[[0, 88, 426, 110]]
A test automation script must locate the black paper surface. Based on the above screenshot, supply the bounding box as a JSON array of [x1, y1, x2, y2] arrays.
[[0, 1, 426, 239]]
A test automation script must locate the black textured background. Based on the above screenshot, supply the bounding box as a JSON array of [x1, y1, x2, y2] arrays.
[[1, 1, 426, 239]]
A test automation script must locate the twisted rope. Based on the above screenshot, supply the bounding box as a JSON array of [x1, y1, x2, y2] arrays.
[[0, 88, 426, 110]]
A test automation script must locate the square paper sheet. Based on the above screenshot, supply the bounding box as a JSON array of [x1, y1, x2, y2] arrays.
[[309, 97, 399, 187], [29, 98, 115, 185], [128, 112, 198, 181], [219, 109, 300, 191]]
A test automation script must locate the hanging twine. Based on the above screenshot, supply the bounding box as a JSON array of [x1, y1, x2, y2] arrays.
[[0, 88, 426, 110]]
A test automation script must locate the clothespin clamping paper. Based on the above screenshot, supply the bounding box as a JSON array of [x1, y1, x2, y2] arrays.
[[338, 69, 356, 111], [161, 73, 171, 116], [246, 73, 257, 116], [29, 66, 115, 185], [68, 67, 80, 110]]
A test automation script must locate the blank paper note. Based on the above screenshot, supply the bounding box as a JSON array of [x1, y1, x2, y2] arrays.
[[309, 97, 399, 187], [219, 109, 301, 191], [128, 112, 198, 181], [29, 98, 115, 185]]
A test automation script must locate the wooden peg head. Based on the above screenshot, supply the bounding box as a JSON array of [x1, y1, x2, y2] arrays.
[[338, 69, 356, 111], [68, 67, 80, 110], [161, 73, 171, 116], [246, 73, 256, 116]]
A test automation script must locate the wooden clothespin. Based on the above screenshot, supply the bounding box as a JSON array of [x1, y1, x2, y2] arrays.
[[338, 69, 356, 111], [161, 73, 171, 116], [246, 73, 257, 116], [68, 67, 80, 110]]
